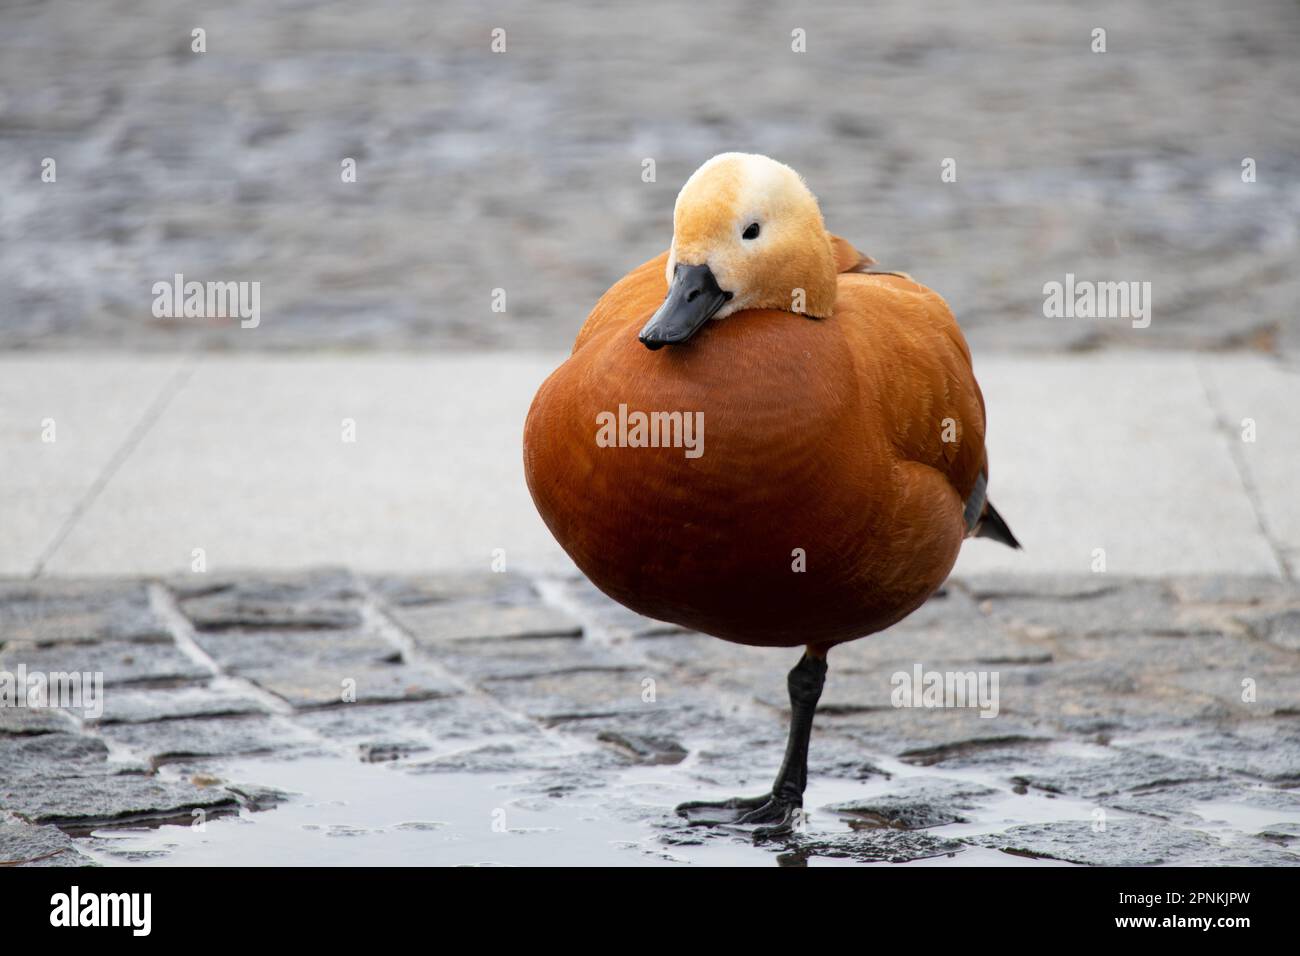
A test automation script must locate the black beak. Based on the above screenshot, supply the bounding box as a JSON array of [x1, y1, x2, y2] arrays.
[[638, 264, 733, 350]]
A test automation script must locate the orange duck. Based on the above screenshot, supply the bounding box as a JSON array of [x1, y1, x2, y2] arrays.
[[523, 153, 1019, 834]]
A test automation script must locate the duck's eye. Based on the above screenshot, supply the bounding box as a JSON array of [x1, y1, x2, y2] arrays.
[[742, 222, 761, 241]]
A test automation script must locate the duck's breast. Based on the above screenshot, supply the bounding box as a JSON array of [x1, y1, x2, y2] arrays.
[[525, 285, 965, 646]]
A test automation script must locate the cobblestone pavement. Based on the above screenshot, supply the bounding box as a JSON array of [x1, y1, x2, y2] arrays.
[[2, 570, 1298, 866], [1, 0, 1298, 354]]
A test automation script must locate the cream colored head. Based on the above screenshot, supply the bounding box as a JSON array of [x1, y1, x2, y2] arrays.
[[666, 153, 838, 320]]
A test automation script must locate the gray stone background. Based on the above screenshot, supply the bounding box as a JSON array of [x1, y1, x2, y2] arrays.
[[3, 572, 1299, 866], [0, 0, 1297, 353]]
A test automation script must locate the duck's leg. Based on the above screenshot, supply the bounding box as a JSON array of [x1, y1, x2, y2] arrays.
[[676, 648, 827, 837]]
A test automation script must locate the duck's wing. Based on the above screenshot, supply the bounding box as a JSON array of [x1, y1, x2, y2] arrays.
[[842, 273, 989, 503], [572, 251, 670, 354], [829, 234, 877, 273], [841, 272, 1022, 550]]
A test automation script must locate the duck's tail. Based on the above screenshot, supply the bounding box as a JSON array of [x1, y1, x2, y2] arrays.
[[962, 469, 1022, 550], [975, 500, 1021, 550]]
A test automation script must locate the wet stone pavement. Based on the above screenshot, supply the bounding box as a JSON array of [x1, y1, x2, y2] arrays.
[[1, 569, 1299, 867]]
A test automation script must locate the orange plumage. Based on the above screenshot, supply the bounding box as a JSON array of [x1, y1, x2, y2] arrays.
[[524, 153, 1012, 653]]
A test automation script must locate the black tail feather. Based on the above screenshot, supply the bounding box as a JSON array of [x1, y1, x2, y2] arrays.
[[976, 500, 1021, 550]]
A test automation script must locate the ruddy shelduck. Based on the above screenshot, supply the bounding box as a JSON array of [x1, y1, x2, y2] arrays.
[[524, 153, 1019, 835]]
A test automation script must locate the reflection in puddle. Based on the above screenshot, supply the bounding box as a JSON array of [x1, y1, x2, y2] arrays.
[[71, 744, 1204, 866]]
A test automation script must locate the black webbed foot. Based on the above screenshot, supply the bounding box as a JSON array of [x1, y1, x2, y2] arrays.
[[675, 792, 770, 825], [676, 793, 804, 839]]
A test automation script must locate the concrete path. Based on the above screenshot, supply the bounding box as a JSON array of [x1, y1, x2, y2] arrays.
[[1, 351, 1295, 580]]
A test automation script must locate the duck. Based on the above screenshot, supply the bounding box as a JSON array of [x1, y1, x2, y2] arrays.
[[523, 152, 1019, 836]]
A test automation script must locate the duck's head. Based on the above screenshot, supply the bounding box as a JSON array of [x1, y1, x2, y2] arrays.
[[639, 153, 838, 350]]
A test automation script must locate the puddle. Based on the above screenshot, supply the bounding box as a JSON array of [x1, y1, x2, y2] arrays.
[[73, 744, 1147, 866], [1180, 800, 1300, 845], [81, 754, 756, 867]]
